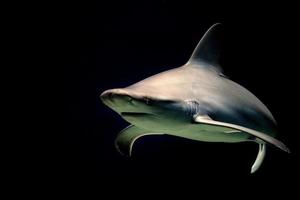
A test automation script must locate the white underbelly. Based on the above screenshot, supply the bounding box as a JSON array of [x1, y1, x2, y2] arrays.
[[151, 123, 251, 143]]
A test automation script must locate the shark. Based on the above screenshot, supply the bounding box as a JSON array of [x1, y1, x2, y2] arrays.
[[100, 23, 290, 173]]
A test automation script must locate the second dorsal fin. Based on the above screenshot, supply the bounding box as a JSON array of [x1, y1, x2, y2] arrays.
[[187, 23, 223, 68]]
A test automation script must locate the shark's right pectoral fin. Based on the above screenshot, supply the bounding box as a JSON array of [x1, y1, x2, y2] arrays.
[[115, 125, 164, 156], [193, 115, 289, 173], [193, 115, 290, 153]]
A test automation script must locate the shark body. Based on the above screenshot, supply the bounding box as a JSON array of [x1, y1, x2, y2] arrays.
[[101, 23, 289, 173]]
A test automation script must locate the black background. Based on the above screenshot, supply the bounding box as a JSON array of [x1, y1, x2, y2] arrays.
[[63, 0, 299, 195]]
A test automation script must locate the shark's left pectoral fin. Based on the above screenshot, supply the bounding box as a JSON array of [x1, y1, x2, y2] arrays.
[[251, 142, 266, 173], [193, 115, 290, 153], [115, 125, 164, 156]]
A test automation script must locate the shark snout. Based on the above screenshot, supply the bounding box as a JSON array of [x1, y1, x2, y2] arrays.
[[100, 89, 132, 107]]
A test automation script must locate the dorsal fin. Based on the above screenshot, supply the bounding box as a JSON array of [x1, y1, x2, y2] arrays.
[[187, 23, 223, 68]]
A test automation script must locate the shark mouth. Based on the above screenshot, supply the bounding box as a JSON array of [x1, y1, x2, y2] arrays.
[[121, 112, 151, 117]]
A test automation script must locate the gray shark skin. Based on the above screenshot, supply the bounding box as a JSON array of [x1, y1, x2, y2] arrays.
[[100, 23, 290, 173]]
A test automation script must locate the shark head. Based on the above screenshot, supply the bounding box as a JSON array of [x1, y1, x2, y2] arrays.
[[100, 69, 194, 130]]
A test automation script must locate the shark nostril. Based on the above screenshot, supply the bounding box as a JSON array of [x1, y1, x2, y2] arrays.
[[100, 91, 115, 102], [101, 90, 135, 105], [108, 92, 114, 100]]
